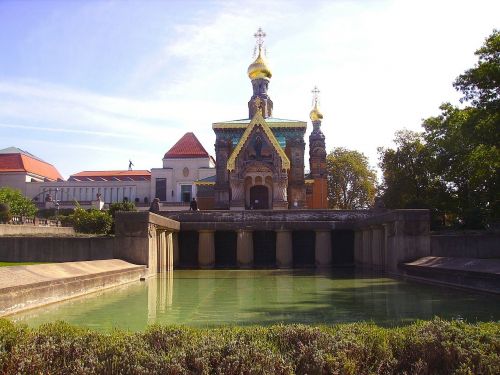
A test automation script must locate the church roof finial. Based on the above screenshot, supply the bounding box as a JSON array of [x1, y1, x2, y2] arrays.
[[248, 27, 272, 80], [253, 27, 266, 56], [310, 86, 323, 122]]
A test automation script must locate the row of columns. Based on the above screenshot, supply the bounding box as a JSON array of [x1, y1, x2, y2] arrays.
[[354, 225, 386, 271], [155, 230, 174, 274], [185, 229, 332, 269]]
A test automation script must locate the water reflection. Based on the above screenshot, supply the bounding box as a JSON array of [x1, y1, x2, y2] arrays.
[[10, 269, 500, 331]]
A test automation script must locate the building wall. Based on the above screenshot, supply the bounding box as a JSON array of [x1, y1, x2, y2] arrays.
[[2, 156, 215, 207], [157, 158, 215, 202], [25, 180, 151, 205], [0, 173, 28, 194]]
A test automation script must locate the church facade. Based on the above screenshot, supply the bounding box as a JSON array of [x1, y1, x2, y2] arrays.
[[211, 29, 327, 210]]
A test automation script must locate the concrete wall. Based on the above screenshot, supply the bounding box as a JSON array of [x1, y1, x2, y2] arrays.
[[0, 224, 75, 236], [0, 236, 115, 262], [27, 180, 151, 205], [431, 232, 500, 259], [354, 210, 431, 275], [114, 211, 179, 276]]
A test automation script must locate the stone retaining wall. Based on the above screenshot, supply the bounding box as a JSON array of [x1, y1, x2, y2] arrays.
[[0, 236, 114, 262], [431, 232, 499, 259], [0, 224, 75, 236]]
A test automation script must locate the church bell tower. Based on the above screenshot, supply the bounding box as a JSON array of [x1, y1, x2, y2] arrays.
[[308, 86, 328, 208], [247, 28, 273, 118]]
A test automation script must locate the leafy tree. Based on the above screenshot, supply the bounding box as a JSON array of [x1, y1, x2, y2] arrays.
[[454, 29, 500, 110], [378, 131, 449, 228], [379, 30, 500, 228], [326, 148, 377, 209], [0, 187, 37, 217], [423, 104, 499, 228]]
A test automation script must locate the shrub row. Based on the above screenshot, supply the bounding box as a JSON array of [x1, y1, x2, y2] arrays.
[[0, 318, 498, 374]]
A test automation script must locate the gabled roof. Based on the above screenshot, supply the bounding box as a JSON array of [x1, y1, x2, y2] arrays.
[[0, 147, 63, 181], [213, 117, 307, 129], [226, 111, 290, 171], [69, 170, 151, 182], [164, 132, 210, 159]]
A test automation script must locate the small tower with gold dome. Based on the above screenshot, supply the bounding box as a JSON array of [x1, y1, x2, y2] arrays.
[[248, 28, 273, 118], [308, 86, 328, 208]]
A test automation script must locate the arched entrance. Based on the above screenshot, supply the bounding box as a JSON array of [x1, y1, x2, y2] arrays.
[[249, 185, 269, 209]]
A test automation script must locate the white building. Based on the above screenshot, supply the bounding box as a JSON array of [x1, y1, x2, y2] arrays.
[[151, 132, 215, 204], [0, 133, 216, 210]]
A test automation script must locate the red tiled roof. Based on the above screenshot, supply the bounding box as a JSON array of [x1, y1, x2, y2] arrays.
[[69, 170, 151, 182], [164, 132, 209, 159], [0, 151, 63, 181]]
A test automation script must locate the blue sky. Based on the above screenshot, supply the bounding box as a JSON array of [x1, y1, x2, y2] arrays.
[[0, 0, 499, 178]]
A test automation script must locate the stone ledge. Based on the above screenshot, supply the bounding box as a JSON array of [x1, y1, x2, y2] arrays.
[[0, 259, 146, 317], [402, 256, 500, 294], [0, 224, 75, 236]]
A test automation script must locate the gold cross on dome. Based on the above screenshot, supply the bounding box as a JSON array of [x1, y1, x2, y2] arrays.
[[253, 27, 267, 56], [311, 86, 320, 106], [254, 27, 266, 48]]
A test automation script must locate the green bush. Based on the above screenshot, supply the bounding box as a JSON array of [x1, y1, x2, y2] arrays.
[[0, 318, 498, 374], [0, 187, 37, 217], [0, 203, 11, 224], [36, 208, 74, 219], [108, 202, 136, 218], [70, 206, 112, 234]]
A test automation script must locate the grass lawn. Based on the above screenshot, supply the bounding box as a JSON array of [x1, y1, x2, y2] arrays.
[[0, 262, 47, 267]]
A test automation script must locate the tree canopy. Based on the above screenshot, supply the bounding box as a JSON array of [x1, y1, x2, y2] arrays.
[[0, 187, 37, 217], [326, 148, 377, 209], [378, 30, 499, 229]]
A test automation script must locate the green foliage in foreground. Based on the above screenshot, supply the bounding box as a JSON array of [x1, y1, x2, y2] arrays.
[[0, 318, 498, 374], [0, 187, 37, 217], [70, 206, 112, 234]]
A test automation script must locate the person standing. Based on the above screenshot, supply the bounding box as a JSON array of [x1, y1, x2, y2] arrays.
[[189, 197, 198, 211]]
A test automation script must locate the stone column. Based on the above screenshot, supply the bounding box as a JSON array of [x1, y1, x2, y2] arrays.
[[276, 229, 293, 268], [370, 225, 384, 270], [198, 230, 215, 269], [361, 228, 372, 268], [237, 230, 253, 268], [166, 232, 174, 272], [315, 230, 332, 267], [353, 230, 363, 265], [158, 231, 166, 273], [172, 232, 179, 268]]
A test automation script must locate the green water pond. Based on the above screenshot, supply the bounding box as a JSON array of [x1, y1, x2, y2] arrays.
[[10, 269, 500, 331]]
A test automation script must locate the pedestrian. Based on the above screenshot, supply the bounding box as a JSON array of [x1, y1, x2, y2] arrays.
[[189, 197, 198, 211]]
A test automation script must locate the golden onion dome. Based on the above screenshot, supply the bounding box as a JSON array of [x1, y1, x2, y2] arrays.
[[309, 103, 323, 122], [247, 48, 272, 80]]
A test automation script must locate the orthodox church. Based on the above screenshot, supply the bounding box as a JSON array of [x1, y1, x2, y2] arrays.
[[209, 28, 327, 210], [0, 29, 328, 211]]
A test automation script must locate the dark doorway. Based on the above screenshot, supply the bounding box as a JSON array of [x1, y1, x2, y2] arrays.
[[215, 231, 237, 267], [331, 230, 354, 265], [292, 231, 315, 267], [253, 231, 276, 267], [178, 230, 198, 267], [249, 185, 269, 209], [155, 178, 167, 201]]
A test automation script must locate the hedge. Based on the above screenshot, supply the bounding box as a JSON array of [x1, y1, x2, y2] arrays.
[[0, 318, 498, 374]]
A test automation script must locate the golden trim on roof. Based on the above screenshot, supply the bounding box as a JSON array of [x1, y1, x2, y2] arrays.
[[212, 122, 306, 129], [194, 181, 216, 186], [226, 111, 290, 172]]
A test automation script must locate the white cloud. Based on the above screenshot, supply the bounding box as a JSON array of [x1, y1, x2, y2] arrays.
[[1, 0, 499, 179]]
